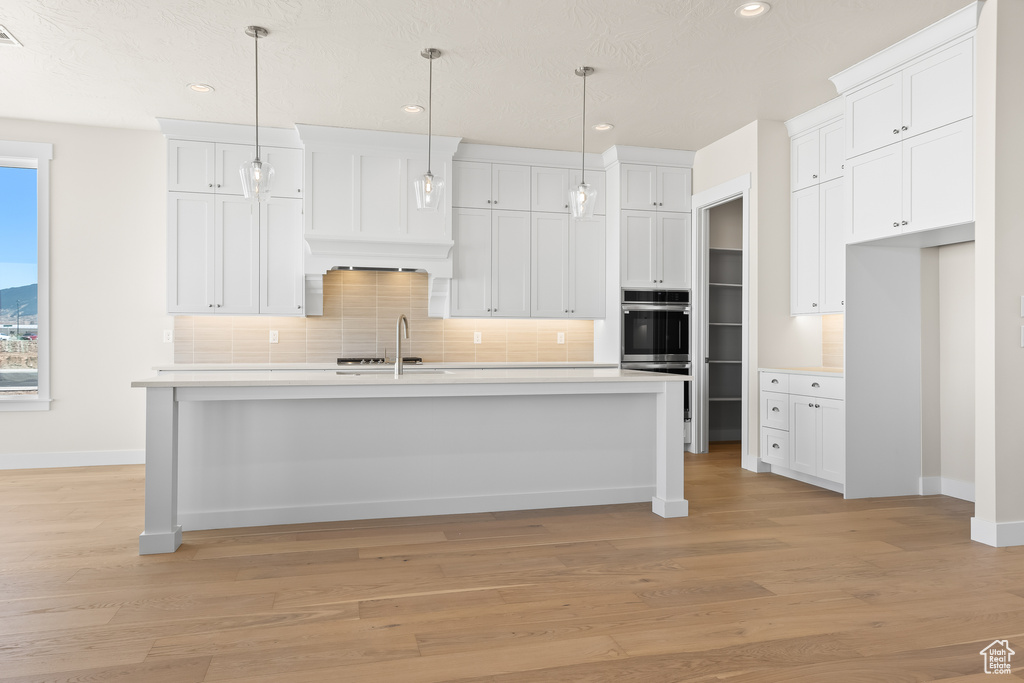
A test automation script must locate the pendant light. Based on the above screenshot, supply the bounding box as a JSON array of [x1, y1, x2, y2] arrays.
[[414, 48, 444, 211], [570, 66, 597, 219], [240, 25, 274, 202]]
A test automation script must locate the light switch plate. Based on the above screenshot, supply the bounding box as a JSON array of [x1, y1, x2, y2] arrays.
[[270, 330, 279, 344], [473, 332, 481, 344], [557, 332, 565, 344], [162, 329, 173, 343]]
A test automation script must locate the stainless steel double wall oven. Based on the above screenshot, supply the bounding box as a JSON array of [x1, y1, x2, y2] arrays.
[[620, 289, 691, 425]]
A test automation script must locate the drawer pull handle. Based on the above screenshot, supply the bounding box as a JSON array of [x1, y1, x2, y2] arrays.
[[772, 407, 780, 413], [811, 382, 820, 388], [772, 443, 780, 449], [771, 379, 779, 384]]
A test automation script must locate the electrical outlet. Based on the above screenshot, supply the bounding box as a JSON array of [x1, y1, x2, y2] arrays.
[[162, 329, 173, 343], [270, 330, 279, 344], [474, 332, 482, 344], [557, 332, 565, 344]]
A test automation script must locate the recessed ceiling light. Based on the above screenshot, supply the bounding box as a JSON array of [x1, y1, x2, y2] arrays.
[[735, 2, 770, 18], [592, 123, 614, 131], [402, 104, 424, 113], [187, 83, 215, 93]]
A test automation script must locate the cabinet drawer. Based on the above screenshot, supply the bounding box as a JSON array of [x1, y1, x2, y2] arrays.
[[760, 372, 790, 394], [790, 374, 844, 400], [761, 392, 789, 431], [761, 428, 789, 467]]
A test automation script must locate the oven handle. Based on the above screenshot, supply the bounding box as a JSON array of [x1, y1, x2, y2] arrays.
[[621, 304, 691, 313], [621, 362, 691, 372]]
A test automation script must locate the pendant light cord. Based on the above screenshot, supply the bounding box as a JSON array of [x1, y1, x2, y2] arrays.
[[254, 29, 260, 161], [427, 52, 433, 176], [581, 68, 586, 185]]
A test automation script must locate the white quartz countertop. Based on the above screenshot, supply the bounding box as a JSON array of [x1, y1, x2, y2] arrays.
[[152, 361, 620, 372], [132, 367, 689, 389], [759, 367, 845, 377]]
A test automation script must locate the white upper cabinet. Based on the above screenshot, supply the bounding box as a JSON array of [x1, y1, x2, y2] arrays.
[[453, 161, 531, 211], [491, 211, 532, 317], [260, 197, 305, 315], [262, 147, 304, 199], [168, 140, 301, 199], [569, 217, 606, 318], [620, 164, 692, 212], [845, 38, 973, 159], [532, 167, 571, 213], [451, 208, 493, 316], [846, 142, 903, 243], [819, 179, 846, 313], [792, 120, 844, 191], [215, 195, 261, 314], [791, 179, 844, 315], [531, 213, 570, 317], [620, 210, 690, 289]]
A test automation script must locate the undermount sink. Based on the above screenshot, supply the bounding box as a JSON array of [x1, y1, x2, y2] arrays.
[[335, 368, 454, 376]]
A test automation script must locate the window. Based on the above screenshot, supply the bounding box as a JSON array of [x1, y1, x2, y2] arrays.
[[0, 141, 51, 410]]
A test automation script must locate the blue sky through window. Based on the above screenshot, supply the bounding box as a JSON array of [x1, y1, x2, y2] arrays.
[[0, 166, 38, 291]]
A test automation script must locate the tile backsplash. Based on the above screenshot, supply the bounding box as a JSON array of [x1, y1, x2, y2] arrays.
[[173, 270, 595, 364], [822, 314, 844, 369]]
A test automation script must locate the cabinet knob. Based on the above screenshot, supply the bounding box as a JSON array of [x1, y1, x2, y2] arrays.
[[217, 184, 222, 188], [812, 303, 817, 307], [493, 201, 498, 205], [208, 304, 214, 307], [893, 222, 899, 228], [815, 403, 820, 408], [808, 403, 814, 408], [486, 308, 491, 312], [493, 308, 497, 312], [901, 220, 908, 226], [658, 202, 663, 206], [901, 125, 908, 131], [297, 188, 301, 192], [487, 200, 492, 204], [772, 443, 780, 449], [653, 202, 657, 207], [842, 300, 845, 306], [812, 174, 818, 179], [570, 309, 575, 313], [772, 407, 779, 413], [811, 382, 820, 388], [565, 204, 569, 209], [208, 183, 213, 188], [893, 129, 900, 135], [297, 305, 302, 309]]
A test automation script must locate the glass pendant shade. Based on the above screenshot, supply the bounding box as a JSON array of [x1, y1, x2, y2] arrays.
[[415, 171, 445, 211], [240, 158, 274, 202], [569, 182, 597, 219]]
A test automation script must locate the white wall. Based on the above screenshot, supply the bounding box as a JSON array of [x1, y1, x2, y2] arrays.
[[0, 119, 171, 467], [939, 242, 975, 490]]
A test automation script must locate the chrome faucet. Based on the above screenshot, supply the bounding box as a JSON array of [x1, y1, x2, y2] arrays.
[[395, 314, 409, 377]]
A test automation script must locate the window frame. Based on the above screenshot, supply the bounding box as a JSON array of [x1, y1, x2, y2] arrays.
[[0, 140, 52, 411]]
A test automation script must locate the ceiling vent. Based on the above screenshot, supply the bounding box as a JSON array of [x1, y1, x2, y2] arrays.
[[0, 25, 22, 47]]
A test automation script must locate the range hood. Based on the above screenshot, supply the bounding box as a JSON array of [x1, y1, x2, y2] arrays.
[[296, 124, 462, 318]]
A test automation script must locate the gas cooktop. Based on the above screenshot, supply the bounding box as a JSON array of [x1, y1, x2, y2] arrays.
[[337, 357, 423, 366]]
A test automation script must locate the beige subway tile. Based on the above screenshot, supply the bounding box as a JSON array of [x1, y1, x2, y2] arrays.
[[475, 342, 507, 362], [342, 309, 377, 327], [537, 319, 568, 334], [194, 352, 232, 364], [567, 319, 595, 337], [173, 316, 194, 331], [173, 346, 194, 364], [343, 330, 377, 345], [306, 341, 344, 357], [567, 344, 594, 362], [306, 315, 344, 330], [324, 270, 346, 286], [273, 316, 308, 330], [173, 328, 193, 343], [444, 318, 477, 332], [271, 341, 307, 356], [193, 315, 234, 329], [344, 287, 377, 308], [342, 341, 376, 357], [306, 327, 344, 343], [475, 318, 508, 337], [322, 301, 345, 317], [507, 347, 539, 363], [193, 326, 233, 341], [341, 270, 378, 286], [303, 351, 336, 363], [538, 342, 568, 362], [232, 352, 271, 364], [505, 319, 539, 338], [194, 340, 232, 354], [232, 328, 270, 343], [277, 328, 307, 344], [443, 327, 474, 344], [443, 343, 477, 363], [412, 342, 444, 361], [272, 351, 311, 363], [233, 340, 272, 355], [231, 316, 270, 330]]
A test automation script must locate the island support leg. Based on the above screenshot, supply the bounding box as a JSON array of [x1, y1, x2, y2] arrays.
[[652, 381, 688, 517], [139, 387, 182, 554]]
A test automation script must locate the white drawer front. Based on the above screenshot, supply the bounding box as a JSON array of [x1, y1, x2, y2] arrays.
[[790, 374, 844, 400], [761, 392, 789, 431], [760, 372, 790, 394], [761, 427, 789, 467]]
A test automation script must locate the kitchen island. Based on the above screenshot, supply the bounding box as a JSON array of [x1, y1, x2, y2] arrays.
[[131, 367, 689, 554]]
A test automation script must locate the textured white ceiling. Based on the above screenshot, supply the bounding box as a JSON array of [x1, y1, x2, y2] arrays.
[[1, 0, 973, 152]]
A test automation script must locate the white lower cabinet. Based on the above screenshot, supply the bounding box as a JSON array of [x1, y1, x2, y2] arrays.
[[759, 370, 845, 487]]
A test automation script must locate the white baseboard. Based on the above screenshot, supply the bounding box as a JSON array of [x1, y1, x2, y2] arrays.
[[178, 486, 656, 532], [767, 464, 844, 494], [0, 450, 145, 470], [971, 517, 1024, 547], [919, 476, 975, 502]]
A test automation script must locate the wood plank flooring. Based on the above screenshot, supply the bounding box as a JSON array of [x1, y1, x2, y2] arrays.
[[1, 444, 1022, 681]]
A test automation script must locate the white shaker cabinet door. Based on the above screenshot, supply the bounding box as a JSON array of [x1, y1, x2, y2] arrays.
[[657, 166, 692, 213], [845, 73, 902, 158], [531, 212, 570, 317], [167, 192, 216, 313], [791, 130, 820, 192], [789, 397, 819, 476], [902, 38, 973, 141], [790, 186, 820, 314], [659, 212, 691, 290], [260, 197, 304, 315], [215, 195, 260, 314], [214, 143, 253, 196], [620, 164, 658, 211], [452, 161, 492, 209], [451, 208, 493, 316], [168, 141, 216, 193], [845, 142, 902, 244], [491, 210, 532, 318], [819, 120, 845, 183], [491, 164, 531, 211], [569, 217, 606, 318], [263, 147, 304, 199], [818, 179, 846, 313], [818, 397, 846, 484], [902, 118, 973, 235], [532, 167, 570, 213], [620, 210, 657, 287]]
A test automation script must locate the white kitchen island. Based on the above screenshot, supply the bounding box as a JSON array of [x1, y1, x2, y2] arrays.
[[131, 368, 689, 554]]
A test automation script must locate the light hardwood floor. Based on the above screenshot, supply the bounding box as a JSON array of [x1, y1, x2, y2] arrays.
[[1, 444, 1022, 682]]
